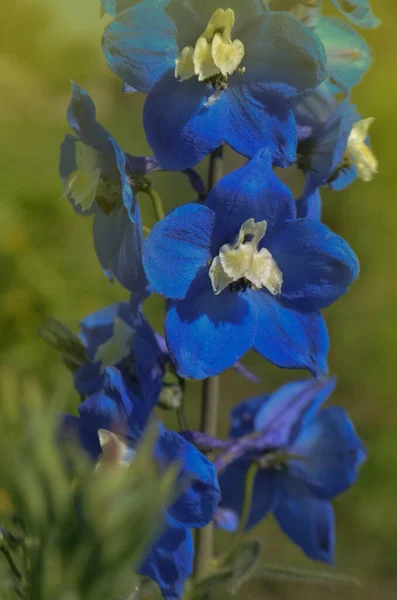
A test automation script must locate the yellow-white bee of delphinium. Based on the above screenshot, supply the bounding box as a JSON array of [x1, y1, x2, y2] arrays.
[[209, 218, 283, 296], [346, 117, 378, 182], [95, 429, 136, 474], [175, 8, 245, 84]]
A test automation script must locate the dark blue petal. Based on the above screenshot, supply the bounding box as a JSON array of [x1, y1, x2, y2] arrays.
[[329, 0, 380, 29], [143, 204, 216, 300], [313, 17, 372, 90], [140, 516, 193, 600], [219, 461, 278, 529], [239, 11, 327, 97], [254, 378, 336, 446], [224, 85, 297, 167], [102, 1, 177, 93], [268, 219, 359, 312], [250, 293, 329, 376], [205, 149, 296, 245], [67, 82, 112, 155], [165, 274, 256, 379], [289, 406, 367, 499], [144, 70, 226, 170], [274, 477, 335, 563], [156, 430, 220, 528], [230, 395, 269, 438], [296, 189, 322, 221], [78, 302, 127, 358]]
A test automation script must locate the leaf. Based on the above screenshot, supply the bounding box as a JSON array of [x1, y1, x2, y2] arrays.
[[192, 568, 235, 598], [253, 564, 361, 588], [226, 539, 264, 593]]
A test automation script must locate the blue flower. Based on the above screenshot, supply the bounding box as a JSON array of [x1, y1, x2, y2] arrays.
[[60, 82, 204, 291], [143, 149, 359, 379], [295, 83, 378, 217], [63, 367, 220, 600], [269, 0, 379, 29], [102, 0, 327, 170], [74, 298, 164, 410], [216, 378, 366, 563]]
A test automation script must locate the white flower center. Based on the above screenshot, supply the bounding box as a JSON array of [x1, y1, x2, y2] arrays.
[[346, 117, 378, 182], [94, 317, 135, 372], [209, 218, 283, 296], [175, 8, 245, 85]]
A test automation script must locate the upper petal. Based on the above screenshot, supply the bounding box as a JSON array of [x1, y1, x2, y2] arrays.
[[165, 274, 256, 379], [102, 1, 178, 93], [268, 219, 359, 312], [205, 149, 296, 247], [251, 292, 329, 376], [274, 477, 335, 563], [329, 0, 380, 29], [143, 70, 226, 170], [239, 11, 327, 98], [289, 406, 367, 499], [157, 430, 220, 528], [143, 203, 217, 300]]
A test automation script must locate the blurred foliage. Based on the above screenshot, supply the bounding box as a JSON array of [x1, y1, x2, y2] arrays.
[[1, 0, 397, 598], [0, 369, 176, 600]]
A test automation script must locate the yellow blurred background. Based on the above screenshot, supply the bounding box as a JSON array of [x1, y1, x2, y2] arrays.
[[1, 0, 397, 598]]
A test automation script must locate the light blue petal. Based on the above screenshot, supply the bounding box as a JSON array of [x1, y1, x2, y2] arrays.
[[313, 17, 372, 90], [205, 149, 296, 245], [144, 70, 226, 170], [268, 219, 359, 312], [102, 0, 178, 93], [274, 477, 335, 563], [296, 189, 322, 221], [329, 0, 380, 29], [143, 204, 216, 300], [250, 293, 329, 376], [67, 82, 111, 155], [157, 430, 220, 528], [289, 406, 367, 498], [239, 11, 327, 97], [140, 516, 193, 600], [254, 378, 336, 446], [101, 0, 141, 17], [225, 85, 297, 167], [165, 274, 256, 379]]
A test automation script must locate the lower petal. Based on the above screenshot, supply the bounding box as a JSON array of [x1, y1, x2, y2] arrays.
[[165, 276, 256, 379], [274, 477, 335, 563], [144, 70, 226, 170], [251, 293, 329, 376]]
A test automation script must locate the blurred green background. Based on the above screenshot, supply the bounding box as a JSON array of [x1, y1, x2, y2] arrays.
[[1, 0, 396, 598]]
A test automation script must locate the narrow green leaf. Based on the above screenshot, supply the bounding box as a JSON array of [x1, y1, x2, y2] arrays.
[[254, 565, 361, 588]]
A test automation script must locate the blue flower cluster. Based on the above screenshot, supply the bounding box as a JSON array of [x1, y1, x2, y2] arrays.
[[55, 0, 379, 598]]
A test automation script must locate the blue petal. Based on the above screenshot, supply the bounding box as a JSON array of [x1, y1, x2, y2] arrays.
[[205, 149, 296, 245], [230, 395, 269, 438], [274, 477, 335, 563], [267, 219, 359, 312], [144, 70, 226, 170], [224, 85, 297, 167], [296, 189, 322, 221], [140, 517, 193, 600], [214, 508, 239, 532], [67, 82, 112, 155], [165, 274, 256, 379], [78, 302, 127, 358], [329, 0, 380, 29], [102, 1, 178, 93], [312, 17, 372, 90], [289, 406, 367, 499], [219, 461, 278, 529], [156, 430, 220, 528], [239, 11, 327, 98], [254, 378, 336, 446], [101, 0, 141, 16], [59, 135, 97, 216], [250, 293, 329, 376], [143, 204, 216, 300]]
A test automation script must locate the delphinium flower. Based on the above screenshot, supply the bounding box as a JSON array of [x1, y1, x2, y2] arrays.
[[62, 367, 220, 600], [59, 82, 204, 291], [102, 0, 327, 170], [268, 0, 380, 29], [295, 82, 378, 218], [215, 377, 366, 563], [143, 149, 359, 379]]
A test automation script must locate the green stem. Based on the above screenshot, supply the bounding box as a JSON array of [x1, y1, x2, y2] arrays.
[[194, 147, 224, 583], [146, 187, 165, 222], [237, 461, 259, 537]]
